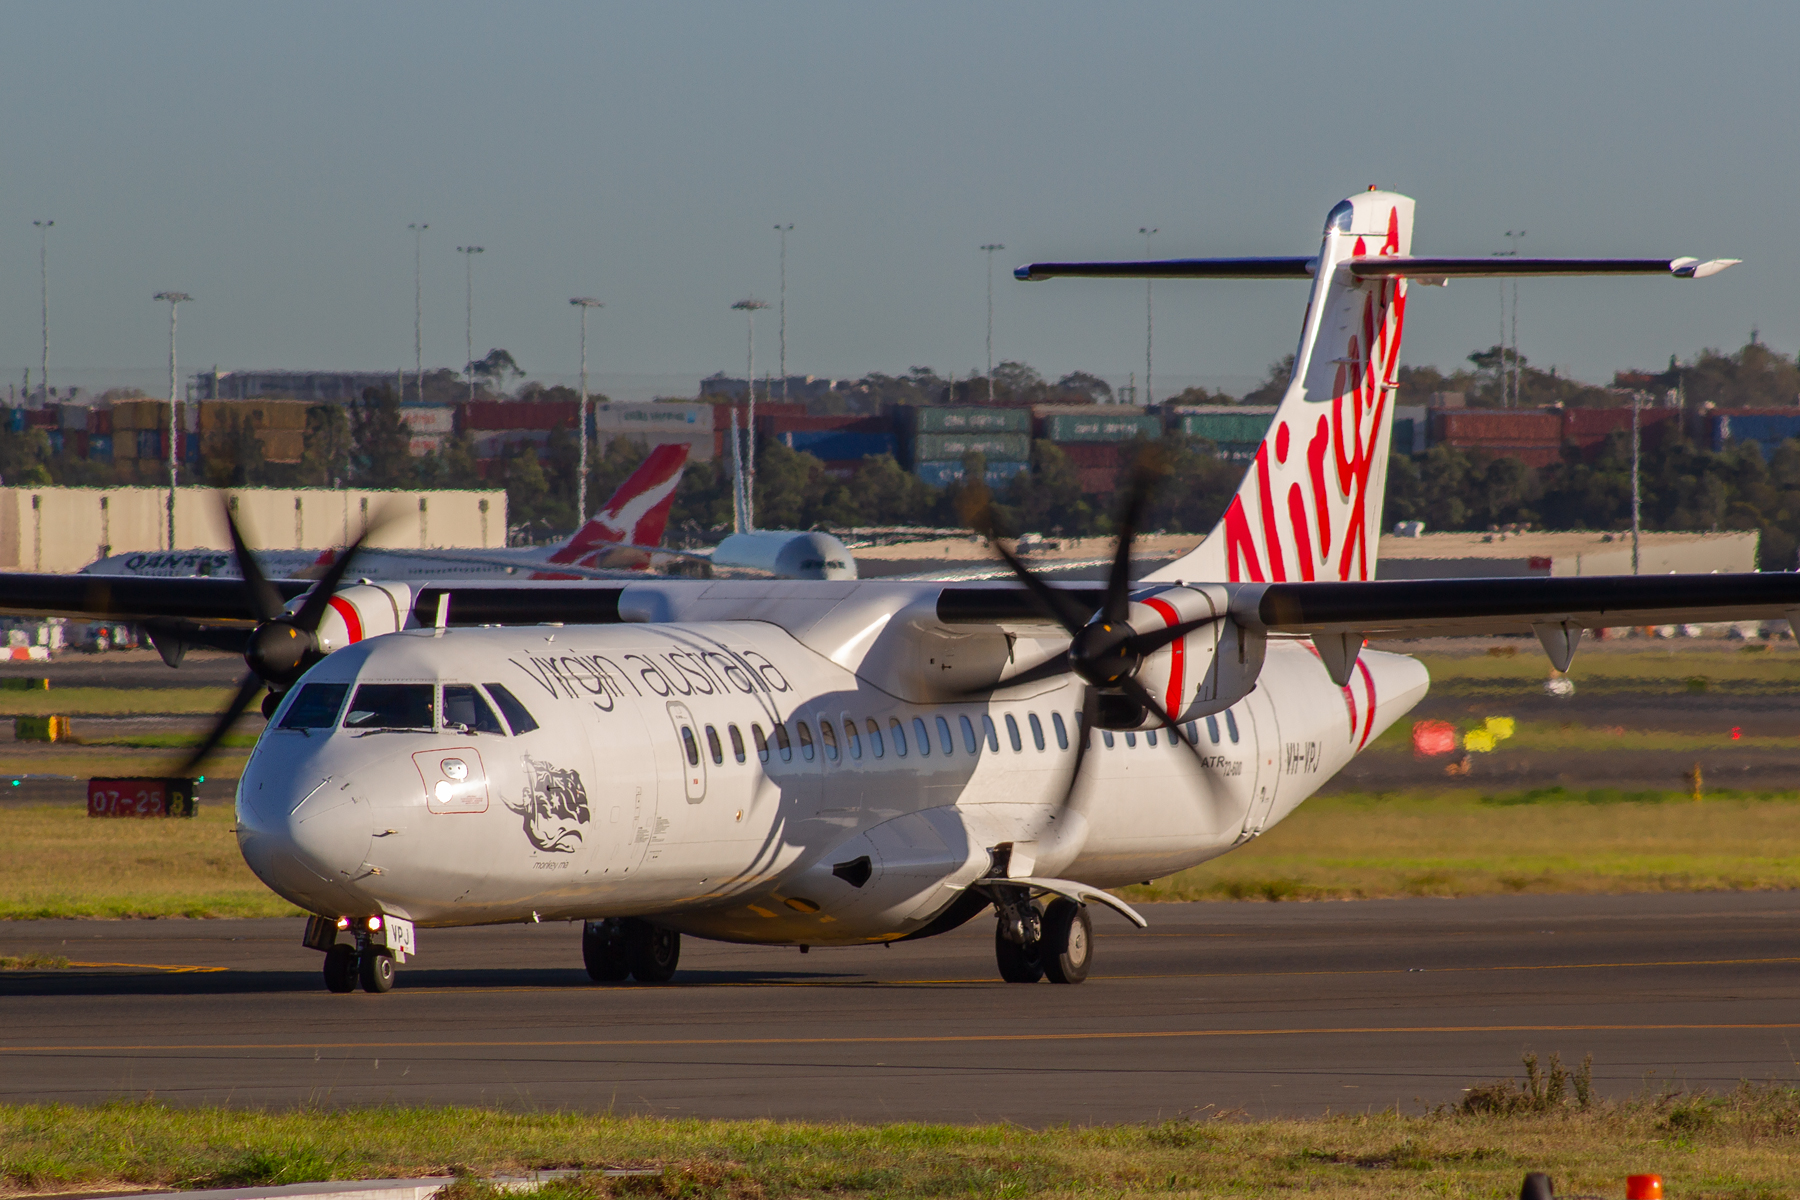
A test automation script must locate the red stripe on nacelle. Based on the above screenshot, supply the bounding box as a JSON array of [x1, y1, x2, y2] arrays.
[[1142, 597, 1184, 722], [327, 595, 364, 644]]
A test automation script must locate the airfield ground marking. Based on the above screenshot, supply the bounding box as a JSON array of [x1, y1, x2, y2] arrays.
[[59, 961, 230, 973], [6, 1022, 1800, 1055], [365, 953, 1800, 995]]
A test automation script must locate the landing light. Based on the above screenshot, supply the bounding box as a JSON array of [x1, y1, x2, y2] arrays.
[[335, 916, 350, 930], [366, 915, 383, 932]]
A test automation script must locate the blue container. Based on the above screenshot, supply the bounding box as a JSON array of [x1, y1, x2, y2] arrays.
[[4, 409, 23, 434], [786, 430, 898, 460], [1712, 412, 1800, 458], [88, 434, 113, 462], [912, 459, 1030, 488]]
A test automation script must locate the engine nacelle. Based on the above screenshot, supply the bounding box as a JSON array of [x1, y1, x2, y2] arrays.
[[1112, 584, 1265, 730], [293, 583, 414, 654]]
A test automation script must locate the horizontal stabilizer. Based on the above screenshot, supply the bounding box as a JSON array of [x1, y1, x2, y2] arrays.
[[1017, 257, 1314, 281], [1017, 255, 1738, 283]]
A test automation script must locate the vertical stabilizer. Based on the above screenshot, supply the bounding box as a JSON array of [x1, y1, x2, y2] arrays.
[[547, 442, 691, 565], [1146, 191, 1413, 584]]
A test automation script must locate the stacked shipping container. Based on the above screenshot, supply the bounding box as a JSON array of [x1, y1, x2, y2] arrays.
[[904, 407, 1031, 487]]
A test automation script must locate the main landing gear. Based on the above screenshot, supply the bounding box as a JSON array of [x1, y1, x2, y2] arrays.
[[993, 894, 1092, 984], [583, 917, 681, 984], [306, 913, 410, 994]]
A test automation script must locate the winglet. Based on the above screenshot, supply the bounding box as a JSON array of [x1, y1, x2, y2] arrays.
[[1671, 257, 1740, 279]]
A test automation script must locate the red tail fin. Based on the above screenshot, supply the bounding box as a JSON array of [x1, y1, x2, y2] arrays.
[[547, 443, 690, 565]]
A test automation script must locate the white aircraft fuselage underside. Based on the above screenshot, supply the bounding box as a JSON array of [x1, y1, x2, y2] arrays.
[[236, 623, 1427, 947]]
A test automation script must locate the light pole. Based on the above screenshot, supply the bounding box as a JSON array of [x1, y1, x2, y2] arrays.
[[33, 221, 52, 402], [1631, 391, 1642, 575], [731, 299, 769, 530], [154, 292, 193, 550], [1502, 229, 1525, 406], [409, 223, 427, 403], [1139, 227, 1157, 406], [570, 298, 603, 520], [981, 244, 1004, 404], [774, 224, 793, 403], [456, 245, 484, 403]]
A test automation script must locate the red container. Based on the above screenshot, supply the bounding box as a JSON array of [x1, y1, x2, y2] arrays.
[[90, 409, 113, 435], [1059, 442, 1125, 468]]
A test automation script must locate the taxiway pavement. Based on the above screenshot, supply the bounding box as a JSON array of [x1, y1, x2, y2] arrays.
[[3, 892, 1797, 1123]]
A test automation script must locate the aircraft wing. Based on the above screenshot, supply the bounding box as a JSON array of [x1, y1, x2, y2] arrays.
[[0, 573, 311, 624], [936, 573, 1800, 638], [1016, 255, 1739, 282], [1241, 573, 1800, 639]]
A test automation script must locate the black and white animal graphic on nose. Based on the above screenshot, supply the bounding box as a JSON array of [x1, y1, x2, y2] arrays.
[[504, 756, 592, 852]]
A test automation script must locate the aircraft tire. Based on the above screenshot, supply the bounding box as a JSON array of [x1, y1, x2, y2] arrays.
[[323, 944, 358, 993], [994, 923, 1044, 984], [582, 919, 630, 982], [359, 947, 396, 993], [623, 919, 680, 983], [1039, 899, 1092, 984]]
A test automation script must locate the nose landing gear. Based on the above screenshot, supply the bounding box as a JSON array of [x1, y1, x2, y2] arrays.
[[305, 913, 411, 994]]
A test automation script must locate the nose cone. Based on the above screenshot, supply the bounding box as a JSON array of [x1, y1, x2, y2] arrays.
[[236, 749, 376, 916]]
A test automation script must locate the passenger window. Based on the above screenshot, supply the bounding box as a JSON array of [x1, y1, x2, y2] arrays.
[[1028, 713, 1045, 751], [1051, 712, 1068, 750], [1145, 728, 1158, 747], [798, 721, 815, 761], [753, 723, 769, 763], [1206, 715, 1220, 743], [680, 726, 700, 766], [443, 684, 505, 734], [1226, 710, 1240, 743], [1004, 714, 1022, 752], [820, 719, 838, 761], [344, 683, 434, 730], [483, 683, 540, 735], [890, 717, 908, 757], [980, 714, 998, 752], [844, 719, 862, 760], [1124, 731, 1137, 748], [279, 682, 349, 730], [958, 715, 976, 754], [1103, 730, 1115, 749], [913, 716, 930, 757], [774, 722, 793, 762], [1184, 721, 1199, 745], [705, 725, 723, 765], [936, 715, 954, 755], [729, 724, 746, 763], [866, 718, 884, 758]]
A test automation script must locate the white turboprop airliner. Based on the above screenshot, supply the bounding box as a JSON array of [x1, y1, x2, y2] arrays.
[[4, 190, 1764, 995]]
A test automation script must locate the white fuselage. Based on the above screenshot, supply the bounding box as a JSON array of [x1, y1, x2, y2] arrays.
[[235, 619, 1427, 947]]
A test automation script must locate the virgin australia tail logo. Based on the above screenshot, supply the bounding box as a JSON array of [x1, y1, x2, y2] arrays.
[[504, 756, 591, 853]]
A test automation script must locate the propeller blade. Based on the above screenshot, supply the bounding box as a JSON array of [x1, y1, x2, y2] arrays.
[[951, 650, 1072, 698], [961, 478, 1093, 636], [1053, 684, 1101, 813], [1126, 614, 1217, 658], [291, 523, 379, 635], [223, 503, 284, 623], [176, 671, 265, 778], [1103, 466, 1157, 626], [987, 538, 1093, 637], [1115, 673, 1211, 766]]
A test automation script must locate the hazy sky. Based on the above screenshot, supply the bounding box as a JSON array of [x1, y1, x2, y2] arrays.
[[2, 2, 1793, 401]]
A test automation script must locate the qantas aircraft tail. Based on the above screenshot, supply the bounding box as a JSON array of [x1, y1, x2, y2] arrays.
[[1016, 189, 1736, 585], [546, 442, 690, 567]]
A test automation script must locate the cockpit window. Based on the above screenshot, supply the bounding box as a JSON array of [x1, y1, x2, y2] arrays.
[[279, 683, 349, 730], [482, 683, 540, 735], [443, 684, 505, 734], [344, 683, 433, 730]]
